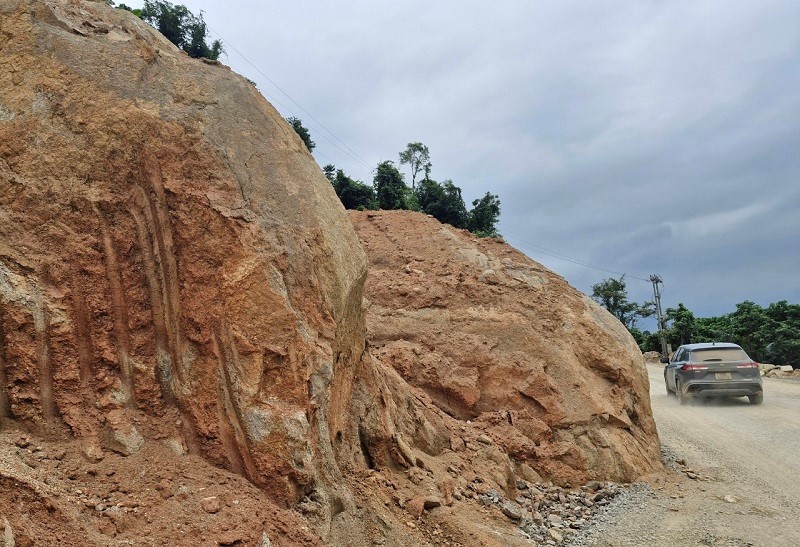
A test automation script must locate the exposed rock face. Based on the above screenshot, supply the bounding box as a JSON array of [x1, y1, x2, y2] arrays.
[[0, 1, 662, 544], [0, 0, 366, 508], [350, 210, 661, 483]]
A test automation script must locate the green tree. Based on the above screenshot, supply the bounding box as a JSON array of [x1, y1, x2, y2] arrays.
[[665, 303, 696, 346], [331, 170, 377, 210], [286, 117, 315, 152], [184, 15, 222, 60], [115, 3, 143, 16], [140, 1, 222, 60], [398, 142, 431, 190], [728, 301, 775, 361], [416, 178, 468, 229], [467, 192, 501, 237], [374, 161, 411, 210], [591, 276, 653, 329], [322, 163, 336, 182]]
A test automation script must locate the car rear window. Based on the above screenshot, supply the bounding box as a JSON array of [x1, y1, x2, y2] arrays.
[[689, 348, 749, 362]]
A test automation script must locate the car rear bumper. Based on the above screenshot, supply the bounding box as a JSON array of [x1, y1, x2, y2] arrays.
[[684, 381, 763, 398]]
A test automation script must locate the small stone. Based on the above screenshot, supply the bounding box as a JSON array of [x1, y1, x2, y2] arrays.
[[499, 501, 523, 520], [548, 529, 563, 543], [547, 514, 563, 525], [14, 436, 30, 449], [723, 495, 738, 503], [3, 515, 15, 546], [81, 444, 105, 463], [201, 496, 221, 514], [585, 480, 602, 491], [423, 497, 442, 510], [477, 434, 492, 445], [516, 480, 528, 490]]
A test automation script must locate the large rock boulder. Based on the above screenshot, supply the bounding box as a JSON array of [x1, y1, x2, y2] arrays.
[[0, 1, 663, 543], [350, 210, 661, 483], [0, 0, 365, 507]]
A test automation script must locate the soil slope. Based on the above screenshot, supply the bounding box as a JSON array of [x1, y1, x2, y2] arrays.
[[351, 210, 661, 484]]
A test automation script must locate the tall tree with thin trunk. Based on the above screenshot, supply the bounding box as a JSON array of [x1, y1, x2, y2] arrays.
[[399, 142, 431, 190]]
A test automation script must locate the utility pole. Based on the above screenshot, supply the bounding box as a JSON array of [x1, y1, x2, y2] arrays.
[[650, 274, 670, 357]]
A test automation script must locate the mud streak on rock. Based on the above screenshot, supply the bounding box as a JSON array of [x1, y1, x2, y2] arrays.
[[0, 301, 9, 417], [69, 275, 95, 393], [141, 159, 186, 390], [32, 288, 55, 419], [94, 205, 135, 406], [214, 324, 258, 483], [130, 203, 172, 401]]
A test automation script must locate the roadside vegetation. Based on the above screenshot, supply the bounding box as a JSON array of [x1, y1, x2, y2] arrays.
[[591, 276, 800, 367]]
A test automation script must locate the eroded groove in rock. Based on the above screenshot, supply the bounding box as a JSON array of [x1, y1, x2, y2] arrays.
[[69, 275, 94, 393], [94, 204, 135, 406], [131, 189, 200, 453], [32, 288, 55, 420], [130, 199, 173, 402], [140, 160, 186, 390], [214, 324, 258, 483], [0, 301, 10, 418]]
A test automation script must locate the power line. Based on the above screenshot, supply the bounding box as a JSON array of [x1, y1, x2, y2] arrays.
[[503, 232, 650, 283], [203, 24, 374, 174]]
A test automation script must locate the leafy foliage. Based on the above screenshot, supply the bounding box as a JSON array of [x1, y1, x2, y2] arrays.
[[467, 192, 501, 237], [398, 142, 431, 189], [330, 169, 377, 210], [286, 117, 315, 152], [590, 276, 654, 329], [140, 1, 223, 60], [322, 142, 501, 236], [627, 298, 799, 367], [416, 178, 468, 229], [114, 3, 143, 17], [374, 161, 412, 210]]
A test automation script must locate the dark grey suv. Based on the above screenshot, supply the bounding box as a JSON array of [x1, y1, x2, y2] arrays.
[[663, 342, 763, 405]]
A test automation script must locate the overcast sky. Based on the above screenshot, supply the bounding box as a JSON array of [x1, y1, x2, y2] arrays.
[[132, 1, 800, 326]]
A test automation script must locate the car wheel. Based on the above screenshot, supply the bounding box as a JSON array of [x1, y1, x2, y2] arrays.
[[677, 381, 691, 405], [748, 393, 763, 405]]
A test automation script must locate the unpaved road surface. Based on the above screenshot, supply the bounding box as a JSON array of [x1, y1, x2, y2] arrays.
[[569, 363, 800, 547]]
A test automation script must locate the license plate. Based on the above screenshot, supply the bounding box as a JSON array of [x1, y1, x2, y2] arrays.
[[715, 372, 732, 380]]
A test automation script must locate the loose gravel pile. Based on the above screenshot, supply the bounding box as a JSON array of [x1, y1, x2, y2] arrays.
[[464, 477, 653, 545]]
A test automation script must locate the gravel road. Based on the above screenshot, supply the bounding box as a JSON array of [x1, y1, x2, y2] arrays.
[[567, 363, 800, 547]]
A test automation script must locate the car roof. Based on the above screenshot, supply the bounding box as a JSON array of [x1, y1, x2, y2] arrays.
[[679, 342, 742, 351]]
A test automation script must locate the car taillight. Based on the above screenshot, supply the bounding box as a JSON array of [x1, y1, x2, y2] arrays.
[[737, 362, 759, 368], [681, 363, 708, 371]]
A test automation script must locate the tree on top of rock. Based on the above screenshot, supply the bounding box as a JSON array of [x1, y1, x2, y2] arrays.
[[286, 117, 315, 152], [416, 178, 468, 229], [139, 1, 223, 60], [467, 192, 501, 237]]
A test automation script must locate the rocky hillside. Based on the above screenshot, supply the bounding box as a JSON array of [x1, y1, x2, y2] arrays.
[[351, 211, 661, 484], [0, 1, 659, 545]]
